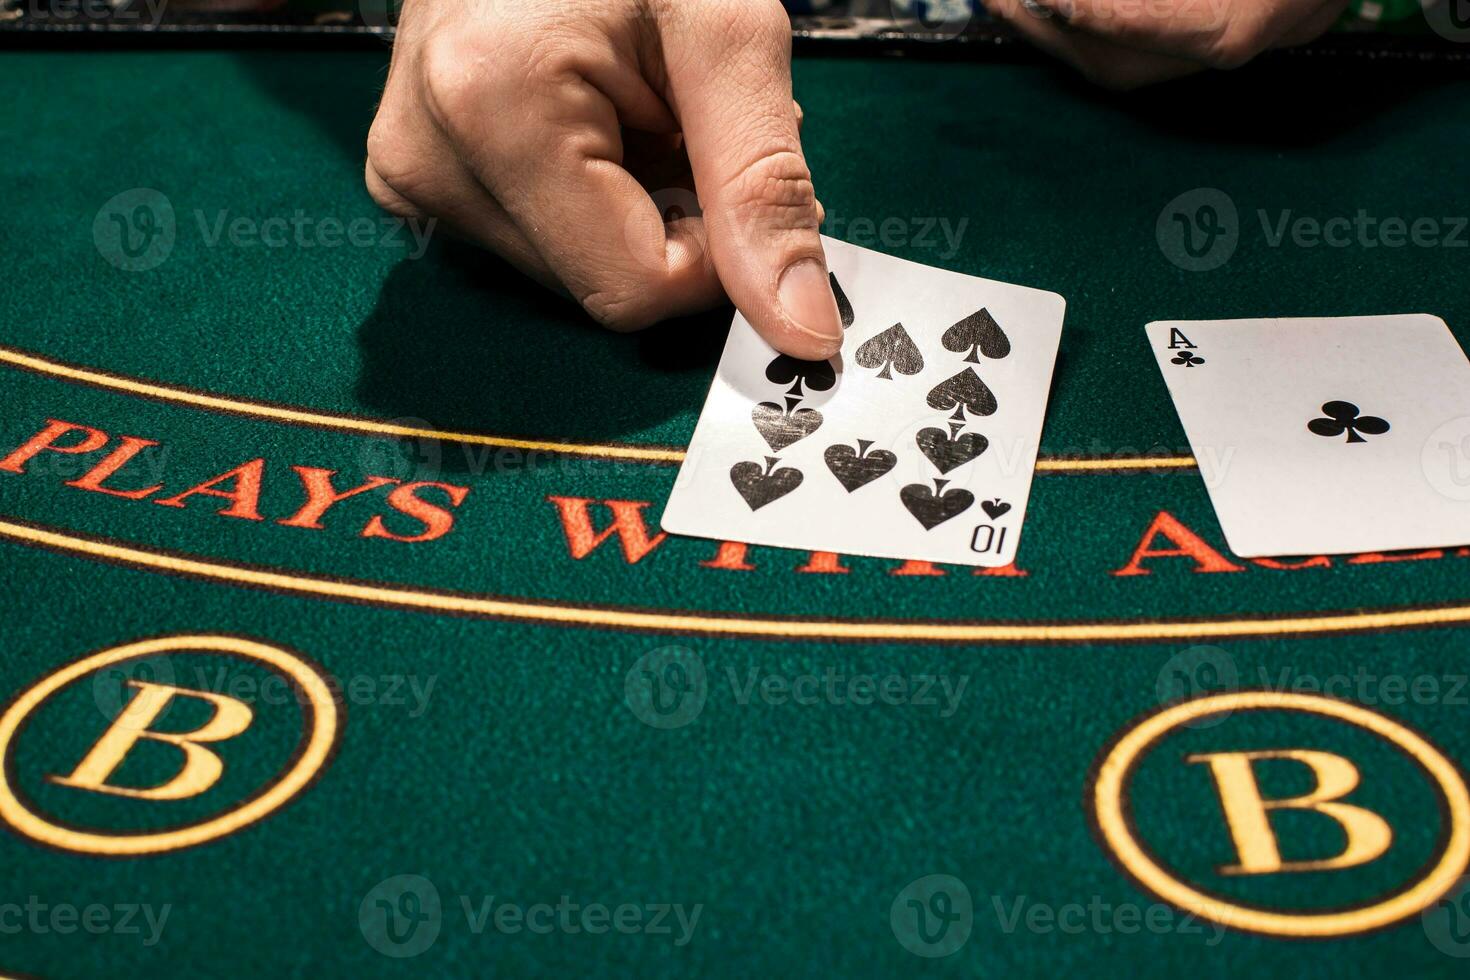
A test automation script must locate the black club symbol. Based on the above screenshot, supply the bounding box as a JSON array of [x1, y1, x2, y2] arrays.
[[1171, 351, 1205, 367], [1308, 401, 1390, 444]]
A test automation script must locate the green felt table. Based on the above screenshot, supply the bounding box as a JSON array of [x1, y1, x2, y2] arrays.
[[3, 41, 1470, 979]]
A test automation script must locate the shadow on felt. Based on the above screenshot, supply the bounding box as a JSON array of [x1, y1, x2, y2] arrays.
[[228, 50, 730, 477], [351, 242, 729, 476]]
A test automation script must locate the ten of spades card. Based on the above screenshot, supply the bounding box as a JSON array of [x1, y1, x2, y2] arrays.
[[661, 236, 1066, 568]]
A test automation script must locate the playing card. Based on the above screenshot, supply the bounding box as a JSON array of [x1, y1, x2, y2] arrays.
[[1147, 314, 1470, 558], [661, 236, 1065, 567]]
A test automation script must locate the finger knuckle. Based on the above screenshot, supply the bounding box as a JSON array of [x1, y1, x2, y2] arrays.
[[581, 287, 658, 333], [703, 0, 791, 51], [723, 148, 818, 231], [363, 162, 415, 218], [1202, 15, 1268, 68], [523, 33, 592, 90], [419, 34, 505, 135], [364, 117, 429, 208]]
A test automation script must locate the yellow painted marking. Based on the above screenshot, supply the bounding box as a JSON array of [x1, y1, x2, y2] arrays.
[[1093, 692, 1470, 937], [0, 635, 338, 856], [0, 345, 1196, 473], [0, 346, 684, 463], [1036, 456, 1197, 472], [3, 518, 1470, 643]]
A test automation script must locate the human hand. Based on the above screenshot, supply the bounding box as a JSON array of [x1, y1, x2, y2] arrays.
[[366, 0, 843, 359], [982, 0, 1349, 88]]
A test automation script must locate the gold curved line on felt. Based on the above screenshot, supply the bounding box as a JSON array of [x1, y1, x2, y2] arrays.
[[0, 346, 684, 463], [5, 517, 1470, 643], [1037, 456, 1197, 472], [0, 345, 1197, 473]]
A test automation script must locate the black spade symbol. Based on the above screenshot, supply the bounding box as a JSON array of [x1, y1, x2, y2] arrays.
[[830, 273, 855, 329], [981, 498, 1011, 519], [854, 323, 924, 380], [915, 427, 988, 474], [926, 367, 998, 418], [730, 457, 804, 511], [942, 308, 1010, 362], [899, 479, 976, 531], [751, 401, 824, 453], [823, 439, 898, 492], [764, 354, 836, 397]]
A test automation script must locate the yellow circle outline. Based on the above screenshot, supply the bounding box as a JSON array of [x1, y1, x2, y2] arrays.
[[0, 634, 338, 856], [1091, 690, 1470, 938]]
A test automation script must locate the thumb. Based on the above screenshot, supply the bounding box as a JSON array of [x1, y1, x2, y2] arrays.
[[661, 2, 842, 360]]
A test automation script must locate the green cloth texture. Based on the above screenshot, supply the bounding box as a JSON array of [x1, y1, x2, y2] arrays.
[[1, 48, 1470, 978]]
